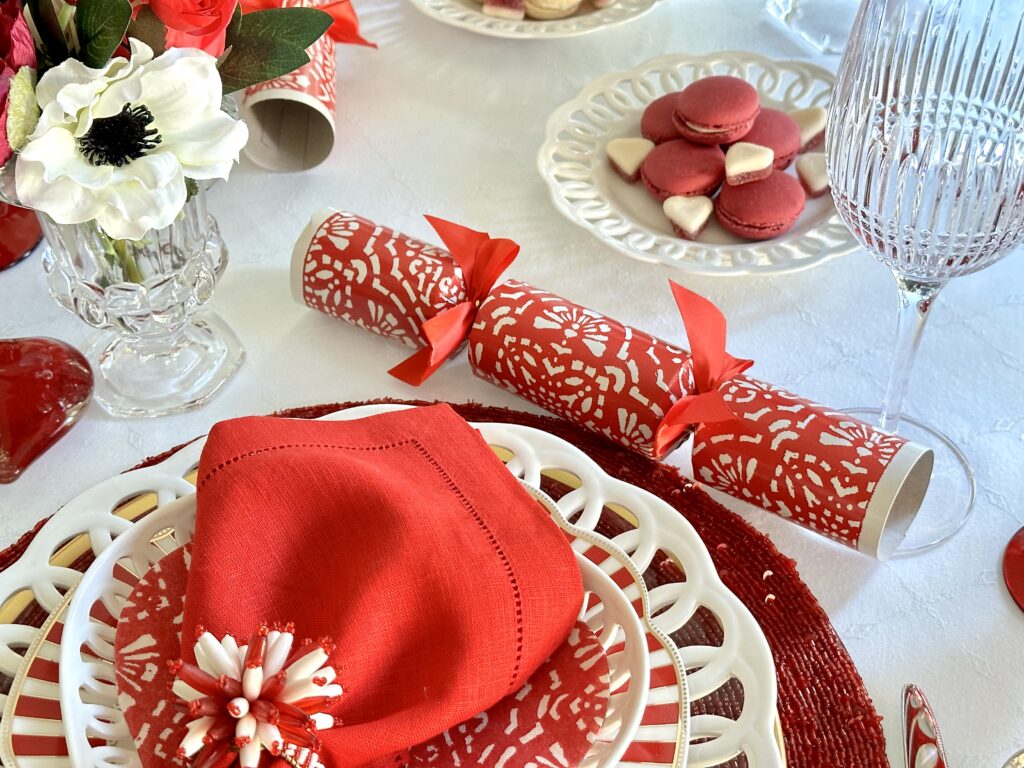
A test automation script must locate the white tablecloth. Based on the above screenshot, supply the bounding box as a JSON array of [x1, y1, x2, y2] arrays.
[[2, 1, 1022, 764]]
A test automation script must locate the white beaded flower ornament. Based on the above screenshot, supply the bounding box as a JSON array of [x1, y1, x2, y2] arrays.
[[171, 623, 342, 768]]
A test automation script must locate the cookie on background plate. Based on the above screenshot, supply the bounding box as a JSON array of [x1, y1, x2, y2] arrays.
[[725, 142, 774, 186], [482, 0, 526, 19], [607, 137, 655, 183], [673, 75, 760, 145], [524, 0, 580, 18], [789, 106, 827, 153], [732, 108, 801, 169], [796, 153, 830, 198], [663, 195, 714, 240], [641, 138, 725, 201], [715, 170, 805, 240], [641, 93, 682, 144]]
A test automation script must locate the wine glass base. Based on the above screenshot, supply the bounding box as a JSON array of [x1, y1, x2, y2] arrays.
[[842, 408, 976, 558], [83, 312, 245, 418]]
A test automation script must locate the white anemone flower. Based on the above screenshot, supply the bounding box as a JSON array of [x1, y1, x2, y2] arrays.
[[16, 39, 248, 241]]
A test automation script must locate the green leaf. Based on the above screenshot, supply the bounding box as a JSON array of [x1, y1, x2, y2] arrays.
[[217, 39, 310, 94], [215, 7, 330, 93], [126, 6, 167, 56], [185, 178, 199, 202], [75, 0, 132, 68], [237, 8, 331, 50], [224, 3, 243, 48]]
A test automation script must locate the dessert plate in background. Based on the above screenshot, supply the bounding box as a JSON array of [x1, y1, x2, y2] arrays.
[[538, 52, 858, 275], [407, 0, 659, 38]]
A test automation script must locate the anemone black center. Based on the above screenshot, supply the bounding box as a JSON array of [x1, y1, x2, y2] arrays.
[[78, 103, 162, 167]]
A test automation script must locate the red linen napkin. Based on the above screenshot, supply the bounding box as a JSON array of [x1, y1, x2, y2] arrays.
[[117, 404, 584, 768]]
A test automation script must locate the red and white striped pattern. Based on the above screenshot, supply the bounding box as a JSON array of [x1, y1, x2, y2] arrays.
[[578, 545, 685, 768]]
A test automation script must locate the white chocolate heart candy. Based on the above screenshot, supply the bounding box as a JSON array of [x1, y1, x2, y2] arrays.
[[796, 153, 829, 198], [663, 195, 713, 240], [725, 142, 774, 185], [607, 137, 655, 183], [789, 106, 827, 153]]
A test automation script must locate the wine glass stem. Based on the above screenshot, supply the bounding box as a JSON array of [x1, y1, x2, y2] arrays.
[[879, 273, 946, 433]]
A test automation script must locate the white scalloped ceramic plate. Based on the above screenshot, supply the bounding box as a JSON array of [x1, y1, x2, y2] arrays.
[[60, 490, 666, 768], [407, 0, 658, 39], [0, 404, 781, 768], [538, 52, 858, 275]]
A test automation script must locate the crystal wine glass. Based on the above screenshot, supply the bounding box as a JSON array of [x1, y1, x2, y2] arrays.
[[826, 0, 1024, 556]]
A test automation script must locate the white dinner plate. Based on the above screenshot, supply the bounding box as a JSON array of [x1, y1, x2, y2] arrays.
[[59, 490, 667, 768], [538, 51, 859, 275], [0, 404, 782, 768], [407, 0, 659, 39]]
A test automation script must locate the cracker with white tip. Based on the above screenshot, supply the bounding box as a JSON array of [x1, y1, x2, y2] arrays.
[[789, 106, 827, 153], [663, 195, 714, 240], [796, 153, 829, 198], [607, 137, 655, 183], [725, 142, 774, 186]]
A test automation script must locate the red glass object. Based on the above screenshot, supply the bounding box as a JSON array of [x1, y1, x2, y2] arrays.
[[0, 203, 41, 271], [1004, 527, 1024, 612], [0, 338, 93, 483]]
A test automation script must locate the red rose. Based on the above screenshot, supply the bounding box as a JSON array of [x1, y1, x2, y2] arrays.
[[0, 0, 36, 167], [145, 0, 237, 56]]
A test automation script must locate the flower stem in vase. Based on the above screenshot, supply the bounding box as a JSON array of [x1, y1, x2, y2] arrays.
[[99, 234, 147, 285]]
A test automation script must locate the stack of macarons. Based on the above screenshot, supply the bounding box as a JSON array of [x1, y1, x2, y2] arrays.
[[478, 0, 616, 21], [605, 74, 830, 242]]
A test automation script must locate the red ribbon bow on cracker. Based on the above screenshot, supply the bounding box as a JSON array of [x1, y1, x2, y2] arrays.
[[389, 216, 520, 386], [653, 282, 754, 457], [240, 0, 376, 47]]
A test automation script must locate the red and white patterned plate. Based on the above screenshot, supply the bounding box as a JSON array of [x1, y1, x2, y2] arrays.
[[61, 487, 678, 768], [113, 545, 615, 768], [1, 405, 781, 768]]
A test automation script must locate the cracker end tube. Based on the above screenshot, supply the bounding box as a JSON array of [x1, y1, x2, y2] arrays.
[[691, 378, 933, 557]]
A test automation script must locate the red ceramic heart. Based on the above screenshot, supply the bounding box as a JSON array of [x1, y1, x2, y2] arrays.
[[0, 338, 93, 483], [0, 203, 42, 271], [1004, 526, 1024, 613]]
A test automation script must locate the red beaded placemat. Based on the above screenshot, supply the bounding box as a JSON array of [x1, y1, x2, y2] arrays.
[[0, 400, 889, 767]]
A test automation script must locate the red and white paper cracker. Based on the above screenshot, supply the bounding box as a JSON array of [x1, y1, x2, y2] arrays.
[[115, 546, 610, 768], [240, 0, 375, 171], [242, 29, 337, 171], [291, 210, 468, 349], [289, 211, 934, 557], [469, 280, 698, 458], [691, 378, 932, 558]]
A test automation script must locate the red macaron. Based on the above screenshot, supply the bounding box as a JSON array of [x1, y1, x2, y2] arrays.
[[641, 138, 725, 201], [715, 170, 805, 240], [673, 75, 760, 145], [730, 108, 801, 169], [640, 93, 682, 144]]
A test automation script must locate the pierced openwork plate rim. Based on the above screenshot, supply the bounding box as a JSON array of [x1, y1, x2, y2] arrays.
[[406, 0, 660, 39]]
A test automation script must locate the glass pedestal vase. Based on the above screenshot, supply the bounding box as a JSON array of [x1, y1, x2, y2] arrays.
[[39, 187, 244, 417]]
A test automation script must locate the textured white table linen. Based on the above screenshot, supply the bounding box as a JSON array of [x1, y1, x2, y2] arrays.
[[1, 1, 1022, 764]]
